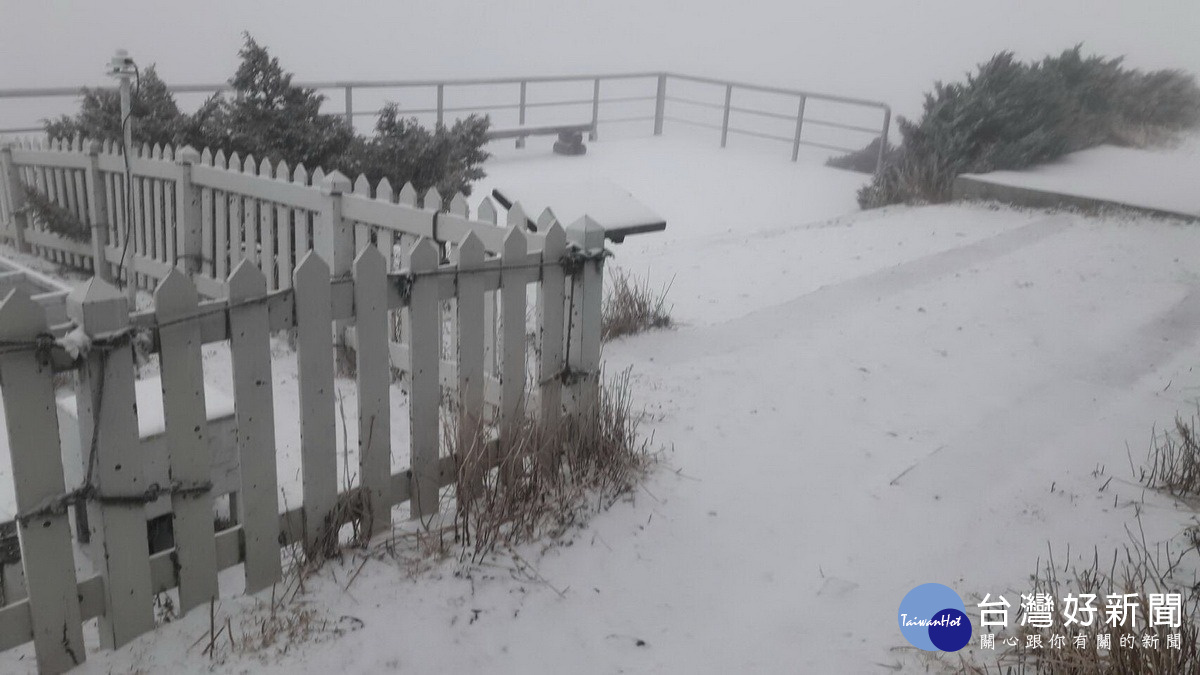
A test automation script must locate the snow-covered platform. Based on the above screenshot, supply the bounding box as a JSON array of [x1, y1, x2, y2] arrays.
[[954, 136, 1200, 220]]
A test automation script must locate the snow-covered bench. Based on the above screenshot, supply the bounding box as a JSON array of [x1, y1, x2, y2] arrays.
[[486, 122, 592, 154]]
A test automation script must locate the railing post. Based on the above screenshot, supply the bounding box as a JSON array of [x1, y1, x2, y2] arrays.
[[720, 84, 733, 148], [344, 85, 353, 129], [83, 140, 112, 281], [791, 95, 807, 162], [516, 80, 527, 149], [877, 106, 893, 174], [566, 216, 605, 414], [653, 74, 667, 135], [174, 146, 203, 276], [436, 84, 445, 127], [0, 144, 30, 253], [590, 78, 600, 141]]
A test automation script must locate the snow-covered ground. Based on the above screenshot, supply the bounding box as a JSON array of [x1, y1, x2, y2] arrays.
[[3, 136, 1200, 673], [960, 135, 1200, 218]]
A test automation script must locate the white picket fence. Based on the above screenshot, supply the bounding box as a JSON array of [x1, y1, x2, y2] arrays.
[[0, 137, 605, 673]]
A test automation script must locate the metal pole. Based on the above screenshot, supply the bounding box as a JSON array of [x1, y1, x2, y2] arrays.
[[119, 72, 132, 157], [517, 81, 527, 149], [791, 95, 807, 162], [113, 49, 136, 305], [344, 85, 353, 129], [436, 84, 445, 127], [653, 74, 667, 135], [589, 78, 600, 141], [720, 84, 733, 148]]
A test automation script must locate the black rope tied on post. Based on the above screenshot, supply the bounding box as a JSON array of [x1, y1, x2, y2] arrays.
[[9, 326, 213, 528]]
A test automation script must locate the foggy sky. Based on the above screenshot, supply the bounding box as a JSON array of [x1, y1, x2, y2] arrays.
[[2, 0, 1198, 123]]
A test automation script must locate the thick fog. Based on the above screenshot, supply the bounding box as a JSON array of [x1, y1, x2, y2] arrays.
[[2, 0, 1198, 124]]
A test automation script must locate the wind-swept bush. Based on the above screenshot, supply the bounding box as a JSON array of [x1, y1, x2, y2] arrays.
[[858, 46, 1200, 209], [338, 103, 490, 198]]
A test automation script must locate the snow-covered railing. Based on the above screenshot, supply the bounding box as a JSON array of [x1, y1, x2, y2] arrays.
[[0, 72, 892, 170], [0, 209, 604, 673]]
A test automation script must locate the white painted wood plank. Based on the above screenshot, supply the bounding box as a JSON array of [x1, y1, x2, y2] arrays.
[[353, 174, 371, 255], [226, 261, 283, 591], [407, 238, 441, 517], [500, 219, 528, 473], [214, 191, 229, 280], [0, 289, 85, 673], [293, 253, 338, 551], [352, 245, 391, 535], [566, 217, 605, 413], [453, 232, 486, 498], [153, 270, 219, 613], [200, 184, 214, 278], [66, 278, 155, 649], [228, 171, 244, 269], [538, 222, 567, 439], [261, 199, 276, 290], [152, 176, 164, 262]]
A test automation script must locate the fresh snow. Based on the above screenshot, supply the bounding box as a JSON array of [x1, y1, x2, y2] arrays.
[[961, 136, 1200, 218], [3, 136, 1200, 673]]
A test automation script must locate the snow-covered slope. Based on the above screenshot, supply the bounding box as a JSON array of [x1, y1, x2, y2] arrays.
[[4, 138, 1198, 673]]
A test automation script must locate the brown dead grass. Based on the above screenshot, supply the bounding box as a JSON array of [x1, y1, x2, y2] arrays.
[[602, 268, 673, 342]]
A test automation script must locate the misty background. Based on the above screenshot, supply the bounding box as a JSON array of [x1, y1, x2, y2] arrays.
[[2, 0, 1198, 130]]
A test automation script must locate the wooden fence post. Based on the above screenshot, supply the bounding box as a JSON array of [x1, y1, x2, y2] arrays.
[[352, 245, 391, 535], [317, 171, 353, 346], [293, 253, 338, 553], [84, 140, 112, 282], [154, 270, 219, 613], [566, 216, 605, 413], [0, 145, 30, 253], [407, 238, 441, 517], [453, 231, 485, 497], [538, 222, 567, 443], [67, 277, 155, 649], [226, 261, 283, 592], [500, 212, 528, 475], [0, 289, 85, 673]]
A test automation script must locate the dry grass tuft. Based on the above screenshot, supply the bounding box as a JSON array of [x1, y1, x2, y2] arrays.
[[191, 595, 363, 664], [953, 523, 1200, 675], [602, 268, 673, 342], [450, 368, 651, 564], [1140, 414, 1200, 498]]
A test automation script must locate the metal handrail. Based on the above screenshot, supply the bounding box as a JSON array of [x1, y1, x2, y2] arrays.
[[0, 71, 892, 171]]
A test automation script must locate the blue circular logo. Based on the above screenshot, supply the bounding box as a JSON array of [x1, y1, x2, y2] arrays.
[[898, 583, 971, 652]]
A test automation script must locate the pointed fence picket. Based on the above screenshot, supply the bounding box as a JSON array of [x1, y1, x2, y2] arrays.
[[226, 261, 283, 592], [0, 137, 619, 673], [154, 270, 219, 613], [67, 278, 156, 649], [0, 290, 85, 674], [293, 253, 338, 550]]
